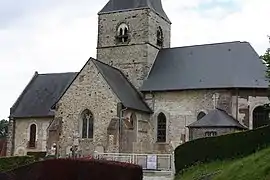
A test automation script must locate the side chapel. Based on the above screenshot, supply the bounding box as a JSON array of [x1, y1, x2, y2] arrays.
[[7, 0, 270, 157]]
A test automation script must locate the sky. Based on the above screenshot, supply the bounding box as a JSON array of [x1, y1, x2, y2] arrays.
[[0, 0, 269, 120]]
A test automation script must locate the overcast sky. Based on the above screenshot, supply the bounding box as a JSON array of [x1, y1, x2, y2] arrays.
[[0, 0, 269, 120]]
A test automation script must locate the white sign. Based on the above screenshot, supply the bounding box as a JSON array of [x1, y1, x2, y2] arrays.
[[146, 155, 157, 170]]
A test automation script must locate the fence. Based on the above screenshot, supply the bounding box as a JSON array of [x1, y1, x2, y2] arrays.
[[95, 153, 173, 172]]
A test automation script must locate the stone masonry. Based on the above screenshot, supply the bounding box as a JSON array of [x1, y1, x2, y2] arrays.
[[189, 127, 241, 140], [55, 60, 120, 157], [145, 90, 232, 145], [7, 0, 270, 164], [13, 117, 52, 156], [97, 9, 171, 88]]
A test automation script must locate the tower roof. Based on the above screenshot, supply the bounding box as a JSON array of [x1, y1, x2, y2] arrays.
[[99, 0, 170, 23]]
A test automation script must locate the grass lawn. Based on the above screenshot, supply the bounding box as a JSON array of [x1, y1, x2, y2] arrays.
[[175, 147, 270, 180]]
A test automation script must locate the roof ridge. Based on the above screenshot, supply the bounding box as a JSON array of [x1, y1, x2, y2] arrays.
[[116, 66, 153, 113], [92, 58, 152, 113], [51, 57, 93, 109], [91, 58, 123, 72], [163, 41, 245, 50], [10, 71, 39, 118], [187, 108, 246, 129], [39, 72, 78, 75]]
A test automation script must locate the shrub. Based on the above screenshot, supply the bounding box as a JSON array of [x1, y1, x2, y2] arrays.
[[174, 125, 270, 174], [0, 156, 35, 172], [26, 152, 46, 161], [2, 158, 143, 180]]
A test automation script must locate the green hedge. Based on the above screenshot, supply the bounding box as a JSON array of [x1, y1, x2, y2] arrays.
[[174, 125, 270, 174], [0, 156, 35, 172]]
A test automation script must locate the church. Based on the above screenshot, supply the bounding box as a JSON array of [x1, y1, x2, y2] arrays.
[[6, 0, 270, 157]]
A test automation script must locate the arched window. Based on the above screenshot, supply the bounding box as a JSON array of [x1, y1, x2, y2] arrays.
[[197, 111, 206, 121], [157, 113, 167, 142], [157, 26, 164, 47], [130, 113, 136, 130], [29, 124, 36, 148], [117, 23, 129, 43], [81, 109, 94, 139], [253, 106, 270, 129]]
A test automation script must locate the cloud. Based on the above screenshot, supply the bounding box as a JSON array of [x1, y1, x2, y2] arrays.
[[0, 0, 269, 119], [163, 0, 269, 53]]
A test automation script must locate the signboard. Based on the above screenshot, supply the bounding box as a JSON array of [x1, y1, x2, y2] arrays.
[[146, 155, 157, 170]]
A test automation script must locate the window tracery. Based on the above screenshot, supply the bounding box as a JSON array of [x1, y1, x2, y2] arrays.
[[81, 109, 94, 139]]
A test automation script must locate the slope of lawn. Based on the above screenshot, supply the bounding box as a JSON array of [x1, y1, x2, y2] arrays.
[[175, 146, 270, 180]]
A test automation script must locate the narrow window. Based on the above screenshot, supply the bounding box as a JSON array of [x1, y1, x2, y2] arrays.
[[157, 26, 164, 47], [119, 28, 123, 36], [29, 124, 36, 148], [124, 27, 128, 36], [197, 111, 206, 121], [157, 113, 167, 142], [81, 109, 94, 139], [130, 113, 136, 130]]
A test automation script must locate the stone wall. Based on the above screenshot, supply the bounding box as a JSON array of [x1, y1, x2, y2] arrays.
[[97, 8, 171, 88], [131, 90, 233, 154], [189, 127, 241, 140], [6, 118, 15, 156], [231, 89, 270, 129], [144, 89, 270, 149], [13, 117, 52, 156], [55, 60, 120, 157], [147, 90, 233, 150], [97, 44, 154, 88], [148, 10, 171, 48]]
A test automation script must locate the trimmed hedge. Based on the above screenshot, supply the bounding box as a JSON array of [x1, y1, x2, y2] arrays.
[[0, 156, 35, 172], [175, 125, 270, 174], [1, 158, 143, 180], [26, 152, 47, 160]]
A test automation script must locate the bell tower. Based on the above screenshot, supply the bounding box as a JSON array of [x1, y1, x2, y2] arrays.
[[97, 0, 171, 88]]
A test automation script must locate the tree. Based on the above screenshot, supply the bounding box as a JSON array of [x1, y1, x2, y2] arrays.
[[0, 119, 8, 139], [262, 36, 270, 80]]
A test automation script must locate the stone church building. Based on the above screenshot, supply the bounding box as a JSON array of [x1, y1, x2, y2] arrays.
[[6, 0, 270, 157]]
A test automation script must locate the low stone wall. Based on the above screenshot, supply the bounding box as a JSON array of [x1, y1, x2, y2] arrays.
[[143, 171, 173, 180]]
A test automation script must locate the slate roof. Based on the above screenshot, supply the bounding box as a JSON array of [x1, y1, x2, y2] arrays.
[[10, 72, 77, 118], [187, 108, 247, 129], [99, 0, 170, 23], [141, 41, 269, 92], [92, 58, 152, 113]]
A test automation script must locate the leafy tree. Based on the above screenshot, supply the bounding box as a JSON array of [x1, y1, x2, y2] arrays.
[[262, 36, 270, 80], [0, 119, 8, 139]]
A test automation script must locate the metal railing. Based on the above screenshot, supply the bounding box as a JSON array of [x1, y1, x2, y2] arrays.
[[95, 152, 173, 172]]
